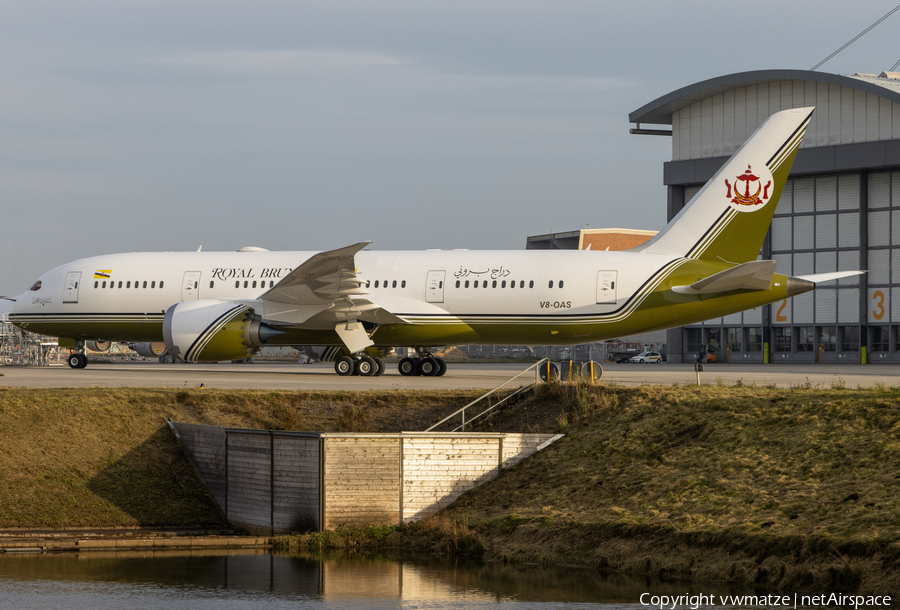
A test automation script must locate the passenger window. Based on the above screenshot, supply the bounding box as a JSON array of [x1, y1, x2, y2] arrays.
[[392, 280, 397, 288], [94, 281, 98, 288], [270, 281, 274, 288], [366, 280, 371, 288], [501, 281, 506, 288], [465, 280, 469, 288], [126, 281, 131, 288], [403, 280, 408, 288], [102, 281, 106, 288], [456, 280, 460, 288], [252, 281, 257, 289], [151, 281, 156, 288], [243, 281, 248, 288], [143, 281, 147, 288], [209, 281, 214, 288], [118, 281, 123, 288], [492, 280, 497, 288], [235, 281, 239, 288], [375, 280, 379, 288], [559, 280, 564, 288], [549, 281, 553, 288], [528, 281, 533, 288]]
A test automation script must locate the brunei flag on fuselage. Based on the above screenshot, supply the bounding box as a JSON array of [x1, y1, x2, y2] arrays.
[[94, 270, 111, 279]]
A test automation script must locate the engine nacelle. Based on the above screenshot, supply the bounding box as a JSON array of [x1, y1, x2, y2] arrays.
[[131, 342, 168, 357], [86, 341, 111, 352], [163, 299, 284, 362]]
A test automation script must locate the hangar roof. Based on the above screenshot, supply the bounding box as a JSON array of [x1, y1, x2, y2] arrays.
[[629, 69, 900, 126]]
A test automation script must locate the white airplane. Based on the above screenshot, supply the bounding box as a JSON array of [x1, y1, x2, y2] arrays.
[[7, 107, 859, 377]]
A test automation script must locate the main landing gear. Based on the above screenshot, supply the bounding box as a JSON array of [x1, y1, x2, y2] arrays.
[[67, 341, 88, 369], [334, 354, 386, 377], [397, 353, 447, 377]]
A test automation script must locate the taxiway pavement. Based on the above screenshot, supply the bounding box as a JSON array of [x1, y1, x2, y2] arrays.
[[0, 361, 897, 390]]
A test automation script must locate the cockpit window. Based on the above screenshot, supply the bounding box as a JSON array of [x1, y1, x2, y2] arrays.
[[29, 281, 42, 291]]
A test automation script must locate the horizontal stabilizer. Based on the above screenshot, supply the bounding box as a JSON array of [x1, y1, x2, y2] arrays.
[[672, 260, 776, 295], [795, 270, 866, 283]]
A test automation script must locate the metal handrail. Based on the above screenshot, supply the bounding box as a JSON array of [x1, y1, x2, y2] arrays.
[[424, 358, 549, 432]]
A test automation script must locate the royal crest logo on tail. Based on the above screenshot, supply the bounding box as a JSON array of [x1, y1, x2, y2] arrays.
[[725, 164, 773, 212]]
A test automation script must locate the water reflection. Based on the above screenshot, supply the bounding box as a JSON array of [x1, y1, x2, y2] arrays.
[[0, 549, 758, 609]]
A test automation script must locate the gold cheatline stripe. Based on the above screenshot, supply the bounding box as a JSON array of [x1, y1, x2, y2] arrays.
[[689, 209, 738, 260], [769, 126, 808, 172], [185, 306, 247, 362], [687, 122, 810, 262], [402, 258, 690, 326]]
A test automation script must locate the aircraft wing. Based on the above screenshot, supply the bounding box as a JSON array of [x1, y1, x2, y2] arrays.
[[258, 242, 406, 352], [261, 241, 372, 306], [671, 260, 777, 295]]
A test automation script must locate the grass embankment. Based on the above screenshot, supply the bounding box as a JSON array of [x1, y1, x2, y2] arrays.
[[7, 382, 900, 592], [281, 381, 900, 593], [0, 387, 483, 528]]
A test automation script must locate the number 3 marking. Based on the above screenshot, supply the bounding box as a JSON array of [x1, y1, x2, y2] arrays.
[[776, 299, 788, 322], [873, 290, 885, 321]]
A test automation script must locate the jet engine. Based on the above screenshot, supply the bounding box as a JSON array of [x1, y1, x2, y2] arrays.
[[86, 341, 111, 352], [131, 342, 168, 358], [162, 299, 284, 362]]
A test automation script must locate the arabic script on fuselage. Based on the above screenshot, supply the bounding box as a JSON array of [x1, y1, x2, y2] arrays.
[[453, 266, 511, 279]]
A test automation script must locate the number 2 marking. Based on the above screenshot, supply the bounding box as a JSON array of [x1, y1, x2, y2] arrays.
[[776, 299, 788, 322]]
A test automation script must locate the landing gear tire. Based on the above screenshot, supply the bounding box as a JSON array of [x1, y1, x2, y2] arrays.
[[398, 357, 419, 376], [373, 357, 386, 377], [419, 357, 439, 377], [335, 356, 355, 376], [435, 357, 447, 377], [355, 356, 376, 377], [67, 353, 87, 369]]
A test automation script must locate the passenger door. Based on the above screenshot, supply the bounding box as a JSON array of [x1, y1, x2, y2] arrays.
[[63, 271, 82, 304], [425, 270, 446, 303], [182, 271, 201, 301], [596, 271, 617, 304]]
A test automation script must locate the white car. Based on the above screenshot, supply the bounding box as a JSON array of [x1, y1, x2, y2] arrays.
[[631, 351, 662, 364]]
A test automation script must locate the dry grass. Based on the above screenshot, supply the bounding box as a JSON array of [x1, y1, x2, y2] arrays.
[[455, 381, 900, 540], [0, 387, 483, 528], [442, 381, 900, 591]]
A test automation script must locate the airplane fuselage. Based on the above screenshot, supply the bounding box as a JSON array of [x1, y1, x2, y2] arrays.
[[10, 248, 793, 349]]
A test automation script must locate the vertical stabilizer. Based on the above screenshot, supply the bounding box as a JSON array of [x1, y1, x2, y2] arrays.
[[639, 107, 814, 264]]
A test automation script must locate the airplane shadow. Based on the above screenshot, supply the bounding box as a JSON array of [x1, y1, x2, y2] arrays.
[[86, 425, 226, 526]]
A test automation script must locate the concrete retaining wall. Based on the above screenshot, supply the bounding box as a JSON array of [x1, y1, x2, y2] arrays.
[[170, 423, 562, 535]]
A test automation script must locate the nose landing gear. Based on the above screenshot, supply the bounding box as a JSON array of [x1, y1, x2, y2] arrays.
[[67, 341, 88, 369]]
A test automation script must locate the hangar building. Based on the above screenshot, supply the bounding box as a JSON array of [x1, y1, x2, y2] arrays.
[[630, 69, 900, 364]]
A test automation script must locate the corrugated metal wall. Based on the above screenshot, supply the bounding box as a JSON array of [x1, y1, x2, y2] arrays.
[[672, 81, 900, 161]]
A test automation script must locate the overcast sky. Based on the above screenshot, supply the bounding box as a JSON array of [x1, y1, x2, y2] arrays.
[[2, 0, 898, 292]]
